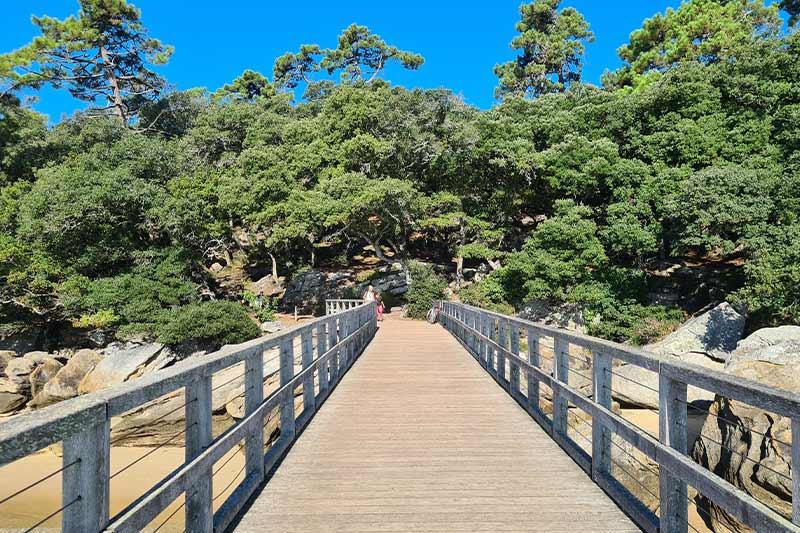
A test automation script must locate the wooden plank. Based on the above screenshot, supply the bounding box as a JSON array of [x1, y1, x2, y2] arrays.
[[659, 373, 688, 533]]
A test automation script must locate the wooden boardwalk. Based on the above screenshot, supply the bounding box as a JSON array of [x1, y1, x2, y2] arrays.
[[231, 315, 639, 532]]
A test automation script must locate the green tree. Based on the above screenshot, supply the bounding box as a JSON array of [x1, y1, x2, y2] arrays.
[[608, 0, 781, 88], [405, 261, 447, 319], [782, 0, 800, 26], [0, 0, 173, 122], [214, 70, 275, 102], [273, 45, 323, 90], [321, 24, 424, 82], [494, 0, 594, 99]]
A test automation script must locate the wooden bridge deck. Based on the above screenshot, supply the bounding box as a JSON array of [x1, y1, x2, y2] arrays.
[[231, 315, 639, 532]]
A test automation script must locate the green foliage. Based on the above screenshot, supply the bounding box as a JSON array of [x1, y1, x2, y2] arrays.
[[154, 301, 260, 347], [405, 262, 447, 319], [733, 224, 800, 325], [495, 0, 594, 99], [241, 290, 278, 322], [608, 0, 781, 88]]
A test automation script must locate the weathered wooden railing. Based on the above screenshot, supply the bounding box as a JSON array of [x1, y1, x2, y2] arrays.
[[0, 303, 377, 532], [325, 299, 362, 316], [440, 301, 800, 533]]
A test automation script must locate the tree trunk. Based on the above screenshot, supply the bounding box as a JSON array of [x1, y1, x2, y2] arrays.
[[268, 252, 278, 279], [370, 239, 391, 263], [99, 46, 126, 123]]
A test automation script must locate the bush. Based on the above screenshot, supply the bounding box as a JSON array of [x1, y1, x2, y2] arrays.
[[404, 262, 447, 319], [155, 301, 260, 348], [241, 290, 278, 322], [458, 279, 515, 315]]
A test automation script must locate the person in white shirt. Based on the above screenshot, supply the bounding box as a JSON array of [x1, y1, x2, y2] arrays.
[[363, 285, 376, 303]]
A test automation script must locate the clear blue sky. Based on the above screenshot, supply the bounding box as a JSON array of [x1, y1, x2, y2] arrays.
[[1, 1, 687, 121]]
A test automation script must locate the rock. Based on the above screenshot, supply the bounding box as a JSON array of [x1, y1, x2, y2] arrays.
[[4, 356, 38, 394], [357, 270, 409, 296], [644, 302, 744, 361], [692, 355, 798, 532], [0, 392, 26, 415], [29, 349, 101, 408], [0, 351, 15, 374], [250, 274, 285, 297], [519, 299, 592, 334], [29, 358, 63, 397], [611, 352, 723, 409], [79, 343, 164, 394], [281, 270, 326, 314], [87, 330, 108, 347], [210, 262, 224, 273], [22, 351, 51, 364], [260, 321, 283, 334], [731, 325, 800, 363]]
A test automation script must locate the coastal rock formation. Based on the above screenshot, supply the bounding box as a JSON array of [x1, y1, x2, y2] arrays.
[[29, 349, 101, 407], [79, 343, 165, 394]]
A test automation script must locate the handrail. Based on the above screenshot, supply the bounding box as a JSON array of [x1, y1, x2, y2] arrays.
[[440, 301, 800, 533], [0, 302, 378, 533]]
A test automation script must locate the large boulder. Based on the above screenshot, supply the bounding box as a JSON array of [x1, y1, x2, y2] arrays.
[[281, 270, 326, 314], [727, 326, 800, 367], [29, 358, 63, 397], [29, 349, 101, 408], [3, 356, 38, 395], [79, 343, 164, 394], [0, 327, 43, 355], [644, 302, 744, 361], [356, 270, 409, 297], [250, 274, 285, 298], [0, 392, 27, 415], [611, 352, 723, 409], [691, 344, 799, 532]]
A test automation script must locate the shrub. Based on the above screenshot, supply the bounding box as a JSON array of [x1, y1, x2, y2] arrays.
[[458, 279, 515, 315], [241, 290, 278, 322], [405, 262, 447, 319], [155, 301, 260, 348]]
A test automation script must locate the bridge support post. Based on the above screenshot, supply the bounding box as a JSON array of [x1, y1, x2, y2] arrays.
[[526, 328, 540, 413], [317, 322, 329, 396], [245, 351, 265, 484], [279, 338, 296, 442], [62, 418, 110, 533], [591, 350, 612, 481], [301, 329, 315, 418], [658, 374, 688, 533], [485, 314, 494, 372], [509, 325, 520, 397], [552, 337, 569, 436], [185, 375, 212, 532]]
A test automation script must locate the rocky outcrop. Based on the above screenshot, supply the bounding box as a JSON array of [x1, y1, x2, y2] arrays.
[[0, 351, 14, 374], [691, 330, 800, 532], [250, 274, 285, 298], [281, 267, 409, 314], [29, 349, 101, 408], [3, 356, 38, 395], [79, 343, 165, 394], [645, 302, 744, 361]]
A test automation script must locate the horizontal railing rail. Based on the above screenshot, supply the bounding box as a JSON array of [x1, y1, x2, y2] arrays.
[[0, 302, 377, 533], [325, 299, 363, 315], [440, 301, 800, 533]]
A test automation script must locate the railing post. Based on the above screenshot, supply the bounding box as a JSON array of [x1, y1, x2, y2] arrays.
[[592, 350, 612, 482], [244, 350, 265, 485], [659, 373, 688, 533], [496, 319, 506, 382], [184, 375, 212, 532], [509, 324, 520, 397], [279, 337, 296, 442], [301, 329, 314, 417], [339, 315, 350, 374], [62, 418, 110, 533], [484, 314, 493, 371], [527, 328, 540, 412], [317, 322, 329, 396], [793, 419, 800, 525], [552, 337, 569, 436], [328, 317, 339, 386]]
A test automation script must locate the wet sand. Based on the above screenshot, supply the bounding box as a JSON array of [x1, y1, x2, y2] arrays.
[[0, 446, 245, 532]]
